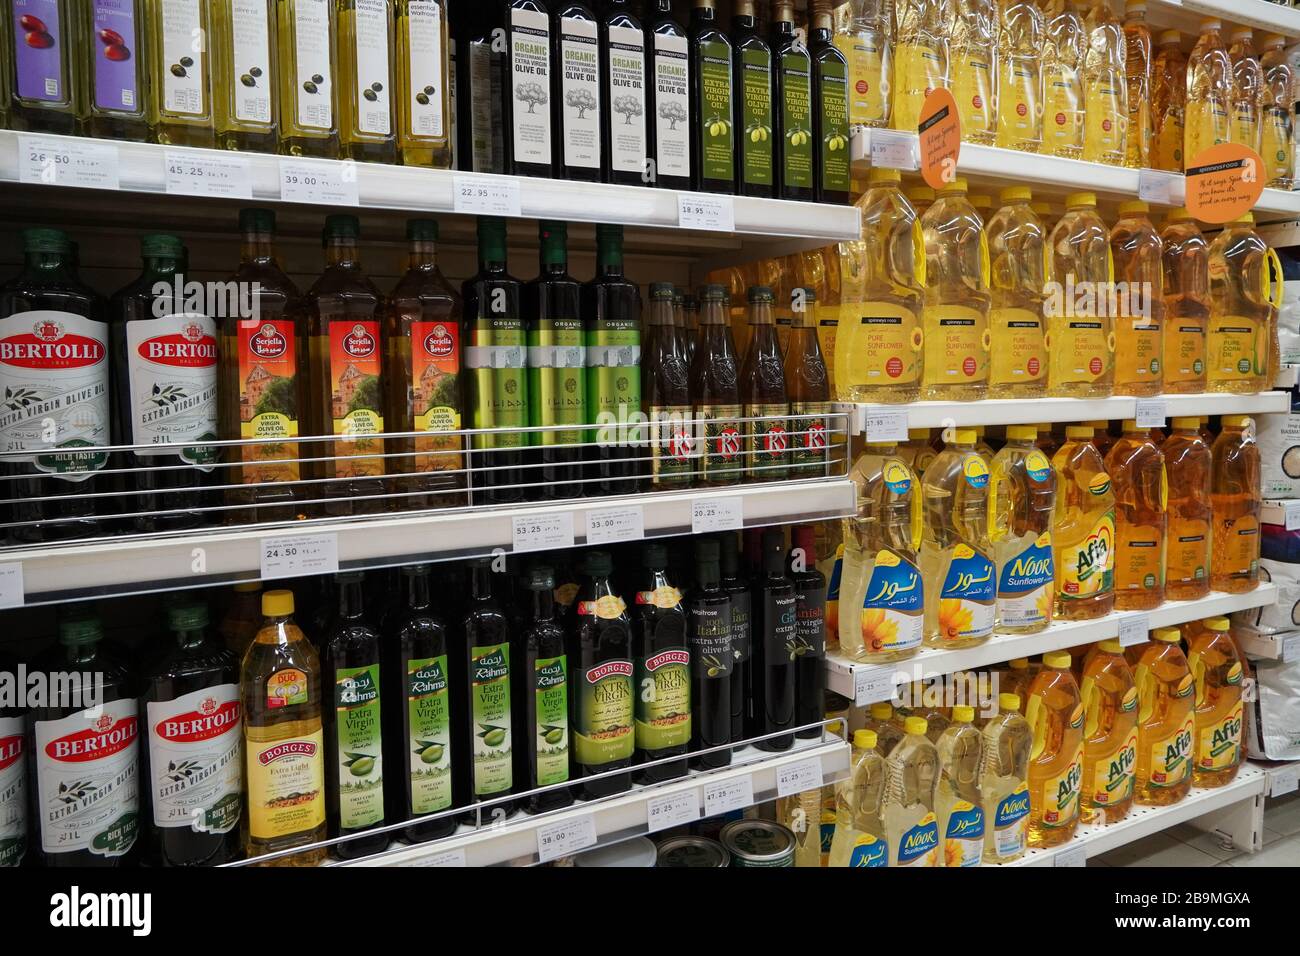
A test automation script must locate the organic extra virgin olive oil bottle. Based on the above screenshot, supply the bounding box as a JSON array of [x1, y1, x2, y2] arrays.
[[462, 557, 518, 821], [688, 537, 732, 769], [145, 603, 242, 866], [600, 0, 648, 186], [731, 0, 774, 197], [323, 572, 389, 860], [504, 0, 554, 177], [0, 228, 110, 542], [305, 215, 387, 516], [554, 0, 603, 181], [520, 564, 573, 813], [809, 5, 851, 204], [571, 550, 636, 799], [691, 283, 743, 486], [337, 0, 397, 163], [79, 0, 149, 142], [633, 542, 691, 783], [645, 0, 691, 189], [643, 282, 694, 489], [4, 0, 80, 133], [396, 0, 452, 167], [689, 0, 734, 192], [770, 0, 814, 202], [242, 590, 326, 865], [753, 527, 798, 750], [143, 0, 215, 146], [277, 0, 340, 157], [210, 0, 279, 152], [110, 234, 220, 532]]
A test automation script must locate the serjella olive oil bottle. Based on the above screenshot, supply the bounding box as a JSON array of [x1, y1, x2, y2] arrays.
[[278, 0, 340, 157], [211, 0, 279, 152], [337, 0, 397, 163], [395, 0, 452, 167], [144, 0, 215, 146]]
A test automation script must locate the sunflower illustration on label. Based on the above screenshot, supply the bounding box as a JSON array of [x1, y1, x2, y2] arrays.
[[1059, 510, 1114, 600], [941, 801, 985, 868], [996, 531, 1054, 628], [883, 459, 912, 495], [860, 549, 924, 655], [936, 544, 995, 644]]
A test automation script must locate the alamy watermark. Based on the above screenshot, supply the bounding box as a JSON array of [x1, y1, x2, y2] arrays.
[[150, 274, 262, 324], [1044, 278, 1153, 321], [0, 666, 105, 714]]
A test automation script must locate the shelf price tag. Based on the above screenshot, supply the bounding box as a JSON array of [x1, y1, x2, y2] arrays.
[[854, 665, 897, 706], [1134, 399, 1166, 429], [1272, 765, 1300, 797], [280, 158, 360, 206], [0, 563, 23, 610], [1137, 169, 1183, 206], [404, 847, 467, 867], [775, 757, 822, 797], [868, 128, 919, 171], [1054, 844, 1087, 868], [453, 174, 522, 217], [646, 790, 701, 833], [512, 512, 575, 553], [164, 150, 252, 199], [1118, 612, 1150, 648], [703, 776, 754, 816], [536, 814, 597, 863], [585, 505, 644, 545], [691, 497, 743, 534], [1282, 634, 1300, 663], [18, 134, 120, 191], [677, 192, 735, 232], [863, 408, 909, 443], [1283, 501, 1300, 531], [260, 533, 340, 581]]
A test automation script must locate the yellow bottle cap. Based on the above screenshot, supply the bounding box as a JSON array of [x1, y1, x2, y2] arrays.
[[1223, 415, 1252, 427], [1031, 201, 1052, 216], [954, 428, 977, 444], [906, 185, 935, 202], [1118, 200, 1150, 216], [1043, 651, 1072, 668], [869, 702, 894, 719], [1165, 206, 1192, 222], [1204, 616, 1231, 632], [1009, 658, 1029, 670], [1153, 626, 1181, 643], [904, 716, 928, 736], [1171, 416, 1200, 428], [1122, 419, 1144, 432], [1007, 424, 1037, 441], [1066, 424, 1093, 438], [1201, 18, 1221, 31], [1236, 212, 1255, 225], [1066, 191, 1097, 208], [1159, 29, 1181, 45], [1086, 420, 1109, 429], [1099, 639, 1123, 653], [868, 168, 902, 185], [1229, 27, 1252, 41], [952, 705, 975, 723], [262, 589, 295, 617], [1001, 186, 1032, 203], [908, 428, 931, 440], [853, 729, 879, 749], [970, 194, 993, 211], [998, 693, 1021, 712], [234, 581, 262, 593], [938, 178, 969, 195]]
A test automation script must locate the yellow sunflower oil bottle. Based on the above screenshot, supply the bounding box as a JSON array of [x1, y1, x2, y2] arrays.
[[1080, 639, 1137, 824], [1164, 417, 1212, 601], [980, 693, 1031, 863], [839, 168, 925, 403], [990, 425, 1056, 634], [866, 701, 906, 755], [936, 705, 985, 867], [145, 0, 216, 146], [278, 0, 341, 157], [920, 178, 990, 400], [1026, 651, 1083, 847], [1131, 627, 1194, 805], [1160, 208, 1209, 394], [891, 0, 947, 132], [1211, 415, 1261, 594], [947, 0, 996, 145], [1110, 201, 1164, 397], [1185, 18, 1231, 162], [829, 240, 861, 394], [883, 716, 940, 866], [828, 730, 888, 866], [1081, 0, 1127, 166], [211, 0, 279, 153], [986, 187, 1048, 399], [1208, 214, 1281, 394], [921, 429, 995, 649], [1121, 0, 1152, 169], [1052, 424, 1115, 620], [1047, 192, 1115, 398], [1106, 420, 1166, 611], [1043, 0, 1087, 160], [840, 442, 924, 662], [1188, 617, 1244, 788], [834, 0, 891, 130], [1151, 30, 1187, 171], [1227, 28, 1262, 154], [1260, 34, 1294, 189], [996, 0, 1044, 153]]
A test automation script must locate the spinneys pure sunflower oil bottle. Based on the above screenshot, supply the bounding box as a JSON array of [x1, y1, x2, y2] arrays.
[[995, 0, 1043, 153], [1160, 208, 1209, 394], [883, 716, 940, 866], [1026, 651, 1083, 847], [1106, 420, 1166, 611], [1185, 18, 1231, 163], [1121, 0, 1152, 169], [947, 0, 996, 145], [990, 425, 1056, 634], [986, 187, 1048, 399], [1080, 638, 1137, 824], [1260, 34, 1293, 189], [828, 729, 888, 866], [936, 705, 984, 867], [1081, 0, 1126, 165], [1110, 201, 1164, 397], [1130, 627, 1194, 805], [1052, 424, 1116, 620], [920, 178, 990, 400], [1211, 415, 1261, 594], [1187, 617, 1244, 788], [980, 693, 1031, 863], [1151, 29, 1187, 171], [1207, 213, 1281, 393], [1163, 417, 1212, 601], [1043, 0, 1087, 160], [1227, 28, 1262, 155], [833, 0, 891, 130], [890, 0, 947, 132], [1048, 192, 1115, 398]]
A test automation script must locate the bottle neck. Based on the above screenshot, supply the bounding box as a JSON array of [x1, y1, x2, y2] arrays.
[[531, 587, 554, 623], [23, 251, 72, 275], [408, 240, 439, 271], [540, 237, 567, 273], [325, 238, 361, 269], [143, 255, 184, 279], [793, 302, 816, 328], [596, 243, 623, 276], [692, 1, 717, 23], [405, 572, 431, 610], [478, 242, 507, 274], [749, 300, 774, 327], [336, 578, 366, 621], [240, 233, 277, 265], [470, 565, 494, 600], [649, 299, 675, 327], [63, 641, 99, 666], [173, 626, 207, 651], [696, 560, 720, 589], [701, 300, 726, 326]]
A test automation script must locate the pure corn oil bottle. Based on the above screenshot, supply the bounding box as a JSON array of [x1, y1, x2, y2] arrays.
[[278, 0, 341, 157], [1110, 201, 1164, 397], [833, 0, 891, 129], [980, 693, 1031, 863], [990, 425, 1056, 634], [891, 0, 947, 132], [838, 168, 925, 403], [883, 716, 940, 866], [145, 0, 216, 146], [840, 442, 924, 662], [921, 428, 995, 649], [1081, 0, 1126, 165], [1187, 617, 1244, 788], [1211, 415, 1261, 594], [1208, 213, 1280, 393], [996, 0, 1044, 153], [1185, 18, 1231, 163], [1080, 639, 1137, 824], [1121, 0, 1152, 169], [1026, 651, 1083, 847], [1052, 424, 1115, 620], [211, 0, 279, 153], [1131, 627, 1194, 805], [1042, 0, 1087, 160], [1151, 29, 1187, 171], [947, 0, 996, 145], [986, 187, 1048, 399], [1047, 191, 1115, 398], [1160, 208, 1209, 394], [1163, 417, 1212, 601], [920, 178, 990, 400], [1106, 420, 1166, 611], [1227, 28, 1262, 154], [936, 705, 985, 867], [1260, 34, 1294, 189], [865, 701, 905, 756], [828, 730, 888, 866]]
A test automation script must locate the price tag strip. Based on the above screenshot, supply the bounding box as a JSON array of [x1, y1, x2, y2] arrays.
[[677, 192, 736, 232], [453, 175, 522, 217], [536, 814, 597, 863], [702, 776, 754, 816], [280, 158, 360, 206], [260, 533, 340, 581], [854, 665, 898, 706], [646, 789, 701, 833], [1134, 399, 1166, 429], [512, 512, 576, 553], [165, 151, 252, 199], [1054, 843, 1087, 868], [403, 847, 467, 867], [863, 408, 909, 444], [585, 506, 644, 545], [775, 757, 823, 798], [691, 497, 743, 534], [1118, 613, 1150, 648], [18, 134, 120, 190], [0, 563, 23, 610]]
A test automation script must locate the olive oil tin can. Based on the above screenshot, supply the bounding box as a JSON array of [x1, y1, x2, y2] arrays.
[[719, 820, 796, 867]]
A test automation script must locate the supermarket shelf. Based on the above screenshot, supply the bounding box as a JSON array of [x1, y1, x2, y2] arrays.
[[2, 478, 855, 605], [1233, 625, 1300, 662], [826, 584, 1279, 704], [334, 734, 850, 867], [1261, 498, 1300, 526], [1177, 0, 1300, 39], [1000, 764, 1267, 866], [1256, 760, 1300, 798]]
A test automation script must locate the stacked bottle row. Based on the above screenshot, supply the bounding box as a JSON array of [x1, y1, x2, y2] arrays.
[[834, 417, 1261, 664]]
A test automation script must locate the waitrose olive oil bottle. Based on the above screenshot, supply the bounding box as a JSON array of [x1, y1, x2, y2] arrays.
[[396, 0, 452, 166], [337, 0, 397, 162], [144, 0, 215, 146], [211, 0, 278, 152], [277, 0, 340, 157], [6, 0, 82, 134]]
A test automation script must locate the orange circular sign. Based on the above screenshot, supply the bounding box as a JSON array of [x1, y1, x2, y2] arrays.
[[1185, 143, 1266, 224], [918, 88, 961, 190]]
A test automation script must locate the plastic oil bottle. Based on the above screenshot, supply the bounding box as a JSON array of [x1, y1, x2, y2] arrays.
[[1110, 201, 1164, 397], [1079, 639, 1137, 824], [834, 0, 892, 130], [1052, 424, 1116, 621], [921, 429, 996, 649], [828, 730, 888, 866], [1260, 34, 1294, 189], [865, 701, 906, 756], [1131, 627, 1194, 805], [936, 705, 985, 867], [1106, 420, 1166, 611], [1160, 208, 1209, 394], [999, 659, 1033, 709], [920, 178, 991, 400], [839, 443, 924, 663], [1185, 18, 1232, 163], [1207, 213, 1281, 394], [1042, 0, 1087, 160], [839, 169, 925, 403], [891, 0, 948, 132], [996, 0, 1044, 153], [1121, 0, 1152, 169], [883, 716, 940, 866], [1048, 192, 1115, 398], [1187, 617, 1245, 788], [1026, 651, 1083, 847], [986, 187, 1049, 399], [1164, 417, 1212, 600], [947, 0, 997, 145], [980, 693, 1032, 863], [1227, 28, 1262, 154], [1081, 0, 1127, 166], [1211, 415, 1261, 594], [898, 428, 938, 478], [990, 425, 1056, 633], [1151, 30, 1187, 171]]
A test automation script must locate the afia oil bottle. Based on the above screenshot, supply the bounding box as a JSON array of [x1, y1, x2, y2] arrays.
[[1106, 420, 1166, 611], [1026, 651, 1083, 847], [1211, 415, 1261, 593], [1052, 425, 1115, 620], [1187, 617, 1245, 788], [1163, 417, 1212, 600], [1079, 639, 1136, 824], [1130, 627, 1194, 805]]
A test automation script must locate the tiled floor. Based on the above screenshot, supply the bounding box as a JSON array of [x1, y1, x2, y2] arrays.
[[1090, 791, 1300, 867]]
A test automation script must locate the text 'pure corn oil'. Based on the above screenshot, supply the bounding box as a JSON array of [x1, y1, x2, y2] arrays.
[[1187, 617, 1245, 788], [1164, 417, 1213, 601], [1211, 416, 1261, 593], [1048, 192, 1115, 398], [1080, 639, 1137, 824], [1053, 425, 1115, 620], [987, 187, 1049, 399], [936, 705, 984, 867], [884, 716, 940, 866], [980, 692, 1032, 863], [1131, 627, 1194, 805], [1026, 651, 1083, 848], [920, 179, 990, 401], [990, 425, 1056, 634], [828, 729, 887, 866], [1107, 420, 1167, 611]]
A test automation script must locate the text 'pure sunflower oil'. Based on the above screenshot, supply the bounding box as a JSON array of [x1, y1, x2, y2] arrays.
[[1110, 201, 1164, 397], [1047, 192, 1115, 398], [1106, 420, 1167, 612], [1131, 627, 1194, 805], [1026, 651, 1083, 847], [828, 729, 888, 866], [884, 716, 940, 866], [936, 705, 985, 867], [1053, 425, 1116, 621], [1160, 208, 1209, 394], [1207, 213, 1282, 394], [989, 425, 1056, 634], [1080, 639, 1137, 824], [996, 0, 1045, 153], [980, 693, 1032, 863], [1163, 417, 1213, 601], [1211, 415, 1262, 594], [921, 179, 991, 400], [1187, 617, 1245, 788], [987, 188, 1049, 399]]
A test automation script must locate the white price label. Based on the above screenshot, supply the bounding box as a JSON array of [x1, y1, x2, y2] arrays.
[[1054, 843, 1087, 867], [1282, 634, 1300, 663], [453, 175, 522, 217], [691, 497, 743, 534], [1284, 501, 1300, 531], [869, 128, 919, 170], [863, 408, 909, 443], [536, 815, 597, 863], [260, 533, 340, 580], [775, 758, 822, 797], [677, 192, 736, 232], [512, 512, 576, 553], [646, 789, 701, 833], [1271, 766, 1300, 797], [702, 776, 754, 816], [404, 847, 466, 867], [1137, 169, 1183, 206], [585, 506, 644, 545], [280, 159, 360, 206], [164, 151, 252, 198], [854, 665, 897, 706], [19, 135, 120, 190], [1118, 613, 1150, 648], [1134, 399, 1167, 429], [0, 563, 23, 610]]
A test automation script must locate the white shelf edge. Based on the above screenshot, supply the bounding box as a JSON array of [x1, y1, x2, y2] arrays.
[[1234, 625, 1300, 662], [1177, 0, 1300, 39], [1256, 760, 1300, 798]]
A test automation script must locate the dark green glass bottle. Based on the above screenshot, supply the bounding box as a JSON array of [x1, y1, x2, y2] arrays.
[[731, 0, 774, 197], [752, 528, 796, 750], [770, 0, 814, 201], [688, 0, 734, 193], [809, 7, 850, 205], [520, 565, 574, 813], [688, 537, 732, 769], [633, 542, 691, 783]]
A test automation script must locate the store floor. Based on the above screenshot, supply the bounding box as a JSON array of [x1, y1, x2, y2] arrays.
[[1089, 792, 1300, 867]]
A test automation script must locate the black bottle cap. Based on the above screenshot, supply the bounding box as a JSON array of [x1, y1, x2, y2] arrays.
[[583, 550, 614, 576], [642, 542, 669, 568]]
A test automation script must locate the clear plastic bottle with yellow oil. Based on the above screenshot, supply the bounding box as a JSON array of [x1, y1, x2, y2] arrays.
[[828, 241, 859, 395], [980, 693, 1031, 862], [145, 0, 215, 146], [1048, 192, 1115, 398], [883, 716, 940, 866], [897, 428, 936, 478], [1052, 424, 1116, 620], [1043, 0, 1088, 160], [1026, 651, 1083, 847], [278, 0, 341, 157], [1211, 415, 1261, 594], [211, 0, 279, 153], [1187, 617, 1245, 788], [1106, 420, 1166, 611], [891, 0, 948, 132], [935, 705, 984, 867], [996, 0, 1043, 153], [990, 425, 1056, 634], [336, 0, 397, 163], [999, 659, 1033, 709], [865, 701, 906, 756], [834, 0, 891, 130], [1121, 0, 1152, 169], [1227, 28, 1262, 154], [1081, 0, 1127, 165], [1130, 627, 1195, 805], [1111, 201, 1164, 397], [906, 184, 935, 218], [947, 0, 996, 145], [828, 729, 888, 866], [1260, 34, 1294, 189], [1151, 29, 1187, 171], [1186, 18, 1232, 163], [1160, 208, 1209, 394], [1080, 638, 1137, 824], [1208, 213, 1279, 393], [396, 0, 453, 167], [987, 187, 1048, 399], [1163, 417, 1213, 601], [920, 178, 990, 400]]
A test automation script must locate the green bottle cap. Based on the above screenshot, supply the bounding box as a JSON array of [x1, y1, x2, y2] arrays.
[[477, 216, 507, 260], [141, 234, 185, 258], [583, 550, 614, 576], [539, 220, 567, 265], [642, 542, 669, 568], [694, 538, 721, 561], [58, 615, 103, 646], [794, 286, 817, 303], [168, 604, 210, 631], [323, 214, 361, 243], [22, 228, 72, 254], [407, 219, 439, 242], [649, 282, 675, 300], [527, 565, 556, 590], [239, 208, 276, 234], [700, 284, 727, 302], [595, 223, 623, 243], [747, 286, 774, 303]]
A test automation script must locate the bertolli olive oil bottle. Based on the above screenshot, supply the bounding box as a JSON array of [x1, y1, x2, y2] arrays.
[[337, 0, 397, 163], [211, 0, 278, 152], [144, 0, 215, 146], [396, 0, 451, 167], [278, 0, 340, 157]]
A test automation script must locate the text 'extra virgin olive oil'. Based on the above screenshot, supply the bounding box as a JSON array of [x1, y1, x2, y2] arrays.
[[770, 0, 813, 201], [754, 528, 797, 750], [145, 603, 242, 866], [337, 0, 396, 163], [455, 0, 506, 172], [601, 0, 648, 185], [691, 283, 743, 486], [789, 524, 827, 738], [145, 0, 215, 146], [720, 532, 753, 741], [6, 0, 79, 134], [463, 216, 527, 504], [81, 0, 149, 143], [211, 0, 278, 152], [396, 0, 452, 167], [689, 0, 734, 192], [278, 0, 340, 157], [633, 543, 691, 782], [689, 538, 732, 769], [505, 0, 554, 177], [646, 0, 691, 189], [739, 285, 789, 482], [809, 7, 850, 204], [462, 558, 518, 820], [732, 0, 774, 197], [554, 0, 602, 180], [643, 282, 695, 489], [520, 565, 574, 812]]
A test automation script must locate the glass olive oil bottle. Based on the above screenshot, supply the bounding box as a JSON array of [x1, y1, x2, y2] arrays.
[[337, 0, 396, 163], [691, 283, 743, 486], [770, 0, 814, 201], [455, 0, 505, 172], [720, 532, 752, 740], [144, 0, 215, 146], [785, 287, 831, 478], [80, 0, 148, 142], [788, 524, 827, 738], [809, 7, 850, 204], [689, 0, 734, 193], [688, 537, 732, 769], [601, 0, 648, 186], [211, 0, 278, 152], [5, 0, 81, 134], [643, 282, 694, 489], [634, 542, 692, 782], [554, 0, 602, 180], [739, 285, 789, 482], [753, 527, 797, 750], [731, 0, 774, 197], [462, 557, 518, 820], [504, 0, 554, 177], [277, 0, 339, 157], [645, 0, 691, 189], [396, 0, 452, 167], [520, 565, 573, 813]]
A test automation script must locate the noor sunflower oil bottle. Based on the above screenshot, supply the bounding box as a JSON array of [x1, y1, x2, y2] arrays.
[[1211, 415, 1261, 594], [1187, 617, 1244, 788], [935, 705, 984, 867], [990, 425, 1056, 634], [1026, 651, 1083, 848], [883, 716, 940, 866], [1052, 425, 1115, 621], [1130, 627, 1194, 805], [980, 693, 1031, 863], [986, 187, 1049, 399], [1106, 420, 1167, 611], [1047, 192, 1115, 398], [1080, 639, 1137, 824], [828, 729, 888, 866]]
